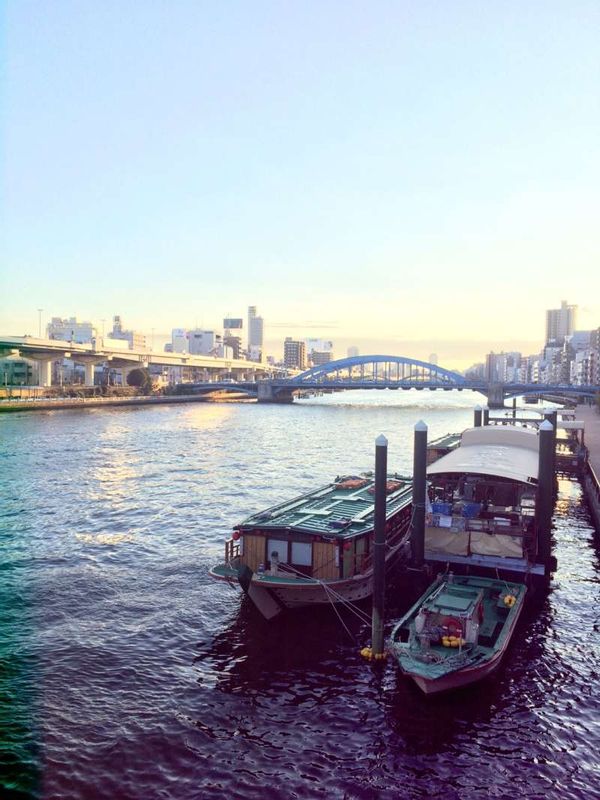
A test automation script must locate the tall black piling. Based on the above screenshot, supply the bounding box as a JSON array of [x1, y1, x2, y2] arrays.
[[483, 406, 490, 426], [371, 434, 388, 657], [474, 405, 482, 427], [537, 419, 555, 570], [512, 397, 517, 419], [544, 408, 558, 494], [411, 420, 428, 569]]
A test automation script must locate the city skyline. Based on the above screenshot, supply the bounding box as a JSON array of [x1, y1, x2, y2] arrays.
[[2, 3, 600, 369], [20, 299, 594, 373]]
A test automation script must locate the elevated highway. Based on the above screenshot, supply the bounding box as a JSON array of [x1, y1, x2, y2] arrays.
[[0, 335, 269, 386]]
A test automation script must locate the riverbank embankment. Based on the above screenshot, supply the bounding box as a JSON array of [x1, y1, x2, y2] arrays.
[[577, 404, 600, 531], [0, 392, 251, 413]]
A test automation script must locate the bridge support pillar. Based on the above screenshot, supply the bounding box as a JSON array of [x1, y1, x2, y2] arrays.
[[257, 382, 293, 403], [84, 361, 96, 387], [37, 358, 53, 387], [487, 383, 505, 409]]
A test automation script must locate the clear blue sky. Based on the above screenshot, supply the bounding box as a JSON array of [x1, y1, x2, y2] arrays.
[[2, 1, 599, 366]]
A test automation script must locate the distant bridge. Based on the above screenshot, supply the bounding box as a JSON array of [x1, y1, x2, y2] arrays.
[[186, 355, 600, 407]]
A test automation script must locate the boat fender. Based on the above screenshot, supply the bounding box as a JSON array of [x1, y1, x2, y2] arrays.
[[360, 647, 387, 662], [232, 531, 241, 541]]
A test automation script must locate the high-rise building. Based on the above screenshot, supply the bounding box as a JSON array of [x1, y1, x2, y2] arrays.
[[429, 353, 438, 365], [546, 300, 577, 345], [284, 338, 307, 369], [248, 306, 264, 354], [347, 346, 359, 358]]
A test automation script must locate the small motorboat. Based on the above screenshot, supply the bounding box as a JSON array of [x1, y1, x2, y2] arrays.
[[388, 573, 526, 694]]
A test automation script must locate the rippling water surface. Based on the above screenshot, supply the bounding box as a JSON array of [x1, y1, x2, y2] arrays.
[[1, 392, 599, 799]]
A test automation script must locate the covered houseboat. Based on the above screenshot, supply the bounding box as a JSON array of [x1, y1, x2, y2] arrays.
[[209, 474, 413, 619], [424, 425, 548, 579]]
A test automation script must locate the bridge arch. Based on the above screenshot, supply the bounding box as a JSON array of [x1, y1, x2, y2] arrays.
[[289, 355, 466, 386]]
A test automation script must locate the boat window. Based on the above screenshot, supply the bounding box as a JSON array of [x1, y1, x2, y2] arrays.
[[291, 541, 312, 566], [267, 538, 289, 563]]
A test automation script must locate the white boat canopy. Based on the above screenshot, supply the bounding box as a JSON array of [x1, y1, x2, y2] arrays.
[[427, 426, 540, 485]]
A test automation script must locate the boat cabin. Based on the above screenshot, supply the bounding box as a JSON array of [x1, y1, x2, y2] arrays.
[[225, 474, 412, 581], [425, 426, 541, 574], [414, 580, 484, 648]]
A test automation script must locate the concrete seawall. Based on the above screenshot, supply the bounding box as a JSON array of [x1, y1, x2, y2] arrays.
[[0, 393, 252, 413]]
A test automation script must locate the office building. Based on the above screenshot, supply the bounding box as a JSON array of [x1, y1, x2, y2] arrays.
[[306, 338, 333, 367], [187, 329, 223, 356], [484, 351, 522, 383], [224, 317, 243, 359], [347, 346, 359, 358], [546, 301, 577, 345], [110, 315, 146, 349], [47, 316, 95, 343], [284, 338, 307, 370]]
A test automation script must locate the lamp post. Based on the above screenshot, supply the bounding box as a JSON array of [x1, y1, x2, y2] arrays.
[[37, 308, 43, 338]]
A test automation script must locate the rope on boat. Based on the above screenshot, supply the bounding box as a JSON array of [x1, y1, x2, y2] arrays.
[[277, 561, 372, 627]]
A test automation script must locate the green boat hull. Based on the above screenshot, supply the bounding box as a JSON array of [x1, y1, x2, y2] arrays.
[[389, 575, 526, 695]]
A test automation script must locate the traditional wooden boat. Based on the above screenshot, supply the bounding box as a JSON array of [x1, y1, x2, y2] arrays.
[[389, 573, 526, 694], [209, 474, 413, 619]]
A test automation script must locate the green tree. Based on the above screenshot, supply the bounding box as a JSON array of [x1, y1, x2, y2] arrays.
[[126, 367, 152, 394]]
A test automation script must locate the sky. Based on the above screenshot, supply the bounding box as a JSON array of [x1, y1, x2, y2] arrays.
[[1, 1, 599, 368]]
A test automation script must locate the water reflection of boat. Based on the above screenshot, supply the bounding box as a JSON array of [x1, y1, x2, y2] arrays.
[[209, 474, 413, 619], [389, 573, 526, 695]]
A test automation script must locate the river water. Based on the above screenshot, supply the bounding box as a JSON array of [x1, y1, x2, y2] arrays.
[[1, 391, 599, 799]]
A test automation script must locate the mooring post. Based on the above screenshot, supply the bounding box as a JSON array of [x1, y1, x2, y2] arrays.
[[512, 397, 517, 419], [473, 405, 482, 427], [411, 420, 428, 568], [371, 434, 388, 657], [544, 408, 558, 493], [537, 420, 555, 569], [483, 406, 490, 426]]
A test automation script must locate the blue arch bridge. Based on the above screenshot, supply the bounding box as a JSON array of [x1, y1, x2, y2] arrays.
[[186, 355, 600, 408]]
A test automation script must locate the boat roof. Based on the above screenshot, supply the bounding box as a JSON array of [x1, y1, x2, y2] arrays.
[[237, 474, 412, 538], [425, 584, 481, 615], [427, 425, 539, 484]]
